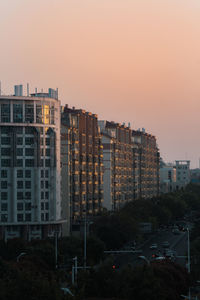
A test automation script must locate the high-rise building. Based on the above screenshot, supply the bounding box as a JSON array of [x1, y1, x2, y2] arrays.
[[175, 160, 190, 190], [61, 105, 103, 233], [98, 120, 133, 211], [132, 129, 160, 199], [0, 86, 62, 240]]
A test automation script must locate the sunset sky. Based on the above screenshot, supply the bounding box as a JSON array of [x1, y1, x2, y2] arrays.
[[1, 0, 200, 167]]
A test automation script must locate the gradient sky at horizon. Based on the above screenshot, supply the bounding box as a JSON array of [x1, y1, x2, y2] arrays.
[[1, 0, 200, 167]]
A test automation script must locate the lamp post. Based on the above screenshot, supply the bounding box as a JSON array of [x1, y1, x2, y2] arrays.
[[17, 252, 26, 262], [187, 227, 191, 274], [138, 255, 150, 266]]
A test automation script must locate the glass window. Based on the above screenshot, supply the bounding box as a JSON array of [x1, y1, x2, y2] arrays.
[[25, 159, 34, 167], [25, 104, 34, 123], [25, 203, 31, 210], [25, 127, 34, 134], [16, 159, 23, 167], [45, 191, 49, 199], [17, 214, 23, 221], [25, 137, 34, 145], [16, 148, 23, 156], [41, 170, 44, 178], [17, 203, 23, 210], [1, 192, 7, 200], [44, 105, 50, 124], [1, 214, 8, 222], [1, 181, 7, 189], [16, 127, 23, 134], [45, 213, 49, 221], [45, 159, 50, 167], [25, 181, 31, 189], [40, 159, 44, 167], [1, 127, 10, 134], [25, 170, 31, 178], [41, 191, 44, 199], [45, 170, 49, 178], [45, 181, 49, 189], [1, 137, 10, 145], [25, 213, 31, 221], [36, 104, 43, 123], [46, 148, 50, 156], [41, 202, 44, 210], [41, 213, 44, 221], [17, 181, 23, 189], [41, 181, 44, 188], [25, 192, 31, 200], [1, 148, 10, 156], [17, 137, 23, 145], [46, 138, 50, 145], [17, 170, 23, 178], [17, 192, 23, 200], [45, 202, 49, 210], [13, 104, 23, 123], [25, 148, 34, 156], [2, 203, 8, 211], [1, 170, 7, 178], [1, 104, 10, 122], [1, 159, 11, 167], [50, 106, 55, 124]]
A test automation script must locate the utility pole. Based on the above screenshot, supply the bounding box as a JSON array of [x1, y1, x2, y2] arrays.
[[187, 227, 191, 274], [84, 215, 87, 269]]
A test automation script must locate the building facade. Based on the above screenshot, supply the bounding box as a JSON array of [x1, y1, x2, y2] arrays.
[[175, 160, 190, 190], [159, 164, 176, 193], [0, 86, 62, 240], [98, 121, 133, 211], [132, 129, 160, 199], [61, 105, 103, 233]]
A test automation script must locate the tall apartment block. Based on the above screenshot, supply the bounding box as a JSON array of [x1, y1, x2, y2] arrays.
[[98, 121, 133, 211], [175, 160, 190, 190], [61, 105, 103, 233], [0, 86, 63, 240], [132, 129, 160, 199]]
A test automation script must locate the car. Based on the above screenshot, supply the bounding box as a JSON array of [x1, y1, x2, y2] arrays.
[[162, 241, 170, 248], [150, 243, 158, 249]]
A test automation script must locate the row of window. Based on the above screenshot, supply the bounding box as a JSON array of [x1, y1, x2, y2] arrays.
[[1, 159, 51, 167], [1, 137, 50, 145], [0, 191, 49, 200], [1, 103, 55, 125]]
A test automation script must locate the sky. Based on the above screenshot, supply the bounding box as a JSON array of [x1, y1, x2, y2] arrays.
[[0, 0, 200, 167]]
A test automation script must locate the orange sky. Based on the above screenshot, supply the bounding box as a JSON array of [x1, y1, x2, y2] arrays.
[[1, 0, 200, 167]]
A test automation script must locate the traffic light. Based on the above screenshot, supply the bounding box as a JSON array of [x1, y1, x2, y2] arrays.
[[112, 265, 116, 270]]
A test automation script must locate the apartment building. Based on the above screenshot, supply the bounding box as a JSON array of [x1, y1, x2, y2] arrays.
[[0, 86, 62, 240], [175, 160, 190, 190], [98, 121, 133, 211], [132, 129, 160, 199], [61, 105, 103, 233]]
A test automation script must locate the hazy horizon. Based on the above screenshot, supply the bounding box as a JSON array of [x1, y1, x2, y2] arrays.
[[1, 0, 200, 167]]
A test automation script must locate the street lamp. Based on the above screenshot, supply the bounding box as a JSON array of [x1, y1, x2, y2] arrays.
[[138, 255, 150, 266], [187, 227, 191, 274], [17, 252, 26, 262]]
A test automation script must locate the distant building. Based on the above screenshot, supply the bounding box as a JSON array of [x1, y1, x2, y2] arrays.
[[160, 164, 176, 193], [0, 86, 62, 240], [61, 105, 103, 234], [190, 168, 200, 184], [175, 160, 190, 190], [132, 129, 160, 199], [98, 120, 133, 211]]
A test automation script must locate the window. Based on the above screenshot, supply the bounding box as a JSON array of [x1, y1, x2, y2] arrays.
[[17, 214, 23, 221], [1, 181, 7, 189], [1, 104, 10, 122], [45, 202, 49, 210], [16, 148, 23, 156], [17, 203, 23, 210], [45, 159, 50, 167], [1, 170, 7, 178], [46, 138, 50, 145], [45, 213, 49, 221], [41, 202, 44, 210], [36, 105, 43, 123], [25, 137, 34, 145], [25, 214, 31, 221], [41, 213, 44, 221], [41, 192, 44, 199], [45, 181, 49, 189], [16, 127, 23, 134], [13, 104, 23, 123], [50, 106, 55, 124], [25, 127, 34, 134], [17, 181, 23, 189], [25, 192, 31, 200], [1, 148, 10, 156], [17, 170, 23, 178], [41, 170, 44, 178], [1, 192, 7, 200], [25, 170, 31, 178], [17, 192, 23, 200], [16, 159, 23, 167], [1, 214, 8, 222], [25, 159, 34, 167], [44, 105, 50, 124], [46, 148, 50, 156], [25, 203, 31, 210], [40, 159, 44, 167], [1, 159, 11, 167], [25, 181, 31, 189], [41, 181, 44, 188], [45, 170, 49, 178], [1, 137, 10, 145], [25, 104, 34, 123], [17, 137, 23, 145], [45, 191, 49, 199], [25, 148, 34, 156], [1, 127, 10, 134], [1, 203, 7, 211]]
